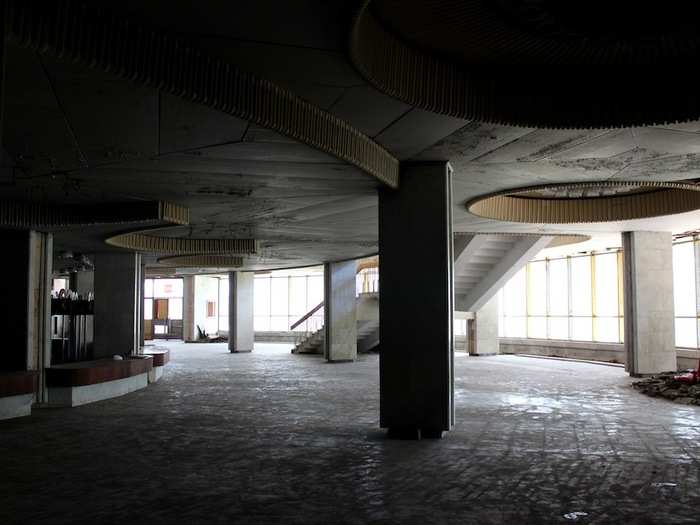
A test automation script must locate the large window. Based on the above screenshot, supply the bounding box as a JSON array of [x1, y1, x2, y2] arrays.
[[499, 250, 624, 343], [253, 269, 324, 332], [673, 239, 698, 348]]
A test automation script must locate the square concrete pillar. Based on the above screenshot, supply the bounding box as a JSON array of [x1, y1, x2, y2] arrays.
[[622, 231, 677, 375], [228, 272, 254, 353], [94, 252, 141, 359], [182, 275, 195, 342], [323, 260, 357, 362], [0, 231, 52, 402], [469, 295, 499, 356], [379, 161, 454, 438]]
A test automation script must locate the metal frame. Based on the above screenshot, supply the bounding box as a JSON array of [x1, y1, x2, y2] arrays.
[[503, 249, 624, 344]]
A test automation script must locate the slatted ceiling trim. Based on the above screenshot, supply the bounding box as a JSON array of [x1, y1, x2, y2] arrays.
[[0, 201, 188, 228], [6, 0, 399, 188], [105, 234, 258, 255], [467, 182, 700, 224], [156, 255, 244, 268], [350, 2, 700, 129]]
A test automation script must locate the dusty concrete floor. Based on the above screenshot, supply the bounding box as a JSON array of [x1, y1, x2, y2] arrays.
[[2, 343, 700, 524]]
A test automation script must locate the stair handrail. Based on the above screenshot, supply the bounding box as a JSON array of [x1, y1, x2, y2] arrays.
[[290, 259, 379, 331], [290, 301, 324, 330]]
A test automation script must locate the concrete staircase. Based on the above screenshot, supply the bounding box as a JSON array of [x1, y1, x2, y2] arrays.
[[291, 318, 380, 355], [357, 319, 380, 353], [454, 234, 553, 313], [291, 327, 325, 354]]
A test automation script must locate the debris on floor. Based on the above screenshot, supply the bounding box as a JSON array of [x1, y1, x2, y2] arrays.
[[632, 371, 700, 404]]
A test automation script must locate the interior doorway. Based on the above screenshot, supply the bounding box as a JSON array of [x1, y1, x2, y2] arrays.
[[144, 278, 184, 340]]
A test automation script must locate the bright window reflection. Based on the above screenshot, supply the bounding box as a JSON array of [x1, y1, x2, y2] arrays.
[[673, 240, 699, 348], [253, 269, 324, 332], [500, 237, 700, 348], [499, 250, 623, 343]]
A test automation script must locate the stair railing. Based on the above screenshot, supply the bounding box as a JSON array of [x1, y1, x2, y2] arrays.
[[290, 301, 324, 330]]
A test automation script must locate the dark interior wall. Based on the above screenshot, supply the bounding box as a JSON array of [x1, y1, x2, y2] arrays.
[[0, 230, 30, 371]]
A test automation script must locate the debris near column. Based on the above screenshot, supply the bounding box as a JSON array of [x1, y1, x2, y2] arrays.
[[633, 370, 700, 405]]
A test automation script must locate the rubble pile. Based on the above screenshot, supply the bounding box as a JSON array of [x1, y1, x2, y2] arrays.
[[633, 372, 700, 404]]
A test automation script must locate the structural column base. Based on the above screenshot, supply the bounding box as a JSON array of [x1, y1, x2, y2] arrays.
[[386, 426, 445, 440], [230, 349, 252, 354]]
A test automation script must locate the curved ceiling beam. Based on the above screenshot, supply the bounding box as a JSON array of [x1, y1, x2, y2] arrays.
[[0, 201, 188, 229], [106, 233, 257, 255], [156, 255, 244, 268], [0, 200, 257, 255], [6, 0, 399, 187], [350, 1, 700, 129], [467, 181, 700, 224]]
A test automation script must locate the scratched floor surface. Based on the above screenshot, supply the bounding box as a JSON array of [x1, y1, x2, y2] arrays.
[[2, 342, 700, 524]]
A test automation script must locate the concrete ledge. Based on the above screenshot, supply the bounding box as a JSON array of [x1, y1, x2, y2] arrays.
[[148, 366, 164, 384], [46, 357, 153, 388], [46, 357, 152, 407], [255, 331, 299, 343], [48, 373, 149, 407], [500, 338, 700, 370], [0, 371, 38, 398], [0, 394, 33, 420], [143, 349, 170, 367]]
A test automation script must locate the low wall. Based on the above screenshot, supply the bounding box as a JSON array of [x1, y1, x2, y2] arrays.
[[499, 338, 700, 370], [254, 331, 299, 343]]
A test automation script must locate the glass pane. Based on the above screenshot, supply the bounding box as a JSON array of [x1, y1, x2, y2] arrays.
[[270, 315, 288, 331], [254, 315, 270, 331], [307, 275, 324, 309], [144, 298, 153, 320], [219, 278, 229, 317], [289, 276, 307, 316], [503, 268, 526, 317], [52, 278, 69, 293], [309, 313, 324, 333], [594, 253, 619, 317], [454, 318, 467, 336], [528, 261, 547, 316], [527, 316, 547, 338], [594, 317, 619, 343], [153, 278, 183, 298], [549, 317, 568, 340], [270, 277, 289, 316], [675, 317, 697, 348], [570, 256, 592, 316], [571, 317, 593, 341], [168, 298, 182, 320], [673, 242, 696, 317], [548, 259, 568, 316], [254, 276, 271, 316], [619, 317, 625, 344], [504, 317, 526, 338], [144, 279, 154, 298]]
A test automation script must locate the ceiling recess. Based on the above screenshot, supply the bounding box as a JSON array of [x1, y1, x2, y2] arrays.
[[351, 0, 700, 128], [467, 181, 700, 224]]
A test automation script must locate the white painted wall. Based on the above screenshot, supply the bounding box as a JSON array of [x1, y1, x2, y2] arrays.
[[194, 275, 220, 337]]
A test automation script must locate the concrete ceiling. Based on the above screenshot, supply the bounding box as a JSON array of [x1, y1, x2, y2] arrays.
[[4, 1, 700, 271]]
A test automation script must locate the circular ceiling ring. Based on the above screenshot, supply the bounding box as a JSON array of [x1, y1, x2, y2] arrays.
[[0, 201, 189, 229], [350, 1, 700, 128], [466, 181, 700, 224], [105, 232, 258, 255], [156, 255, 244, 268], [0, 200, 258, 257], [6, 0, 399, 187]]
